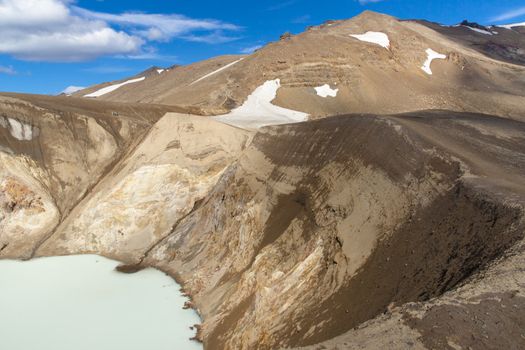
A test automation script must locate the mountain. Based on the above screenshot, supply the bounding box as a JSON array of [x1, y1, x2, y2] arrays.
[[73, 11, 525, 122], [1, 10, 525, 350]]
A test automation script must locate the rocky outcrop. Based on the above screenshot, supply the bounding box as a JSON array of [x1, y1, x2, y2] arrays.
[[37, 113, 253, 262], [0, 94, 183, 258]]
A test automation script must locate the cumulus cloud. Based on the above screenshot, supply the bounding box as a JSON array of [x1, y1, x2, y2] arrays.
[[490, 6, 525, 22], [0, 65, 16, 75], [0, 0, 240, 62], [0, 0, 142, 61]]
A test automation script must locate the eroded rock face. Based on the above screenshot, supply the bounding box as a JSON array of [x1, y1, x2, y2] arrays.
[[134, 113, 523, 350], [0, 95, 181, 258], [2, 104, 524, 350], [0, 155, 59, 257], [141, 117, 455, 349], [37, 114, 253, 262]]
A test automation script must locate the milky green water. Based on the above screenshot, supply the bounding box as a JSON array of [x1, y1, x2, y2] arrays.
[[0, 255, 202, 350]]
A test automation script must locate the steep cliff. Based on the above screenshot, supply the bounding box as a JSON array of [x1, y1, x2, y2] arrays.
[[0, 93, 184, 258], [135, 112, 524, 349], [37, 113, 253, 262]]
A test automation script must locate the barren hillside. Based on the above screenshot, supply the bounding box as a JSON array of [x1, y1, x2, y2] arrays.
[[1, 10, 525, 350], [74, 12, 525, 121]]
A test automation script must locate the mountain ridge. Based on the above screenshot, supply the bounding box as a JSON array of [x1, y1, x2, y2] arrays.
[[70, 11, 525, 124]]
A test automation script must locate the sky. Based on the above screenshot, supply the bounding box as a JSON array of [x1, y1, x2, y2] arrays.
[[0, 0, 524, 95]]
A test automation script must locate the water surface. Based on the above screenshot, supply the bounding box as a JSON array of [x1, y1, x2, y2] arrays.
[[0, 255, 202, 350]]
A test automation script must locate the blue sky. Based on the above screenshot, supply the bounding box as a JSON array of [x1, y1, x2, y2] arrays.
[[1, 0, 524, 95]]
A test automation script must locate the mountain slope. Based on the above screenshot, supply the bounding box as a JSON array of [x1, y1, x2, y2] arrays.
[[0, 93, 185, 258], [416, 19, 525, 65], [74, 11, 525, 122]]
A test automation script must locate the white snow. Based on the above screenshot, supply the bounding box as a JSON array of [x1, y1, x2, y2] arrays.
[[499, 22, 525, 29], [61, 86, 85, 95], [462, 26, 494, 35], [497, 22, 525, 29], [190, 58, 244, 86], [3, 118, 33, 141], [84, 77, 146, 98], [350, 31, 390, 49], [314, 84, 339, 98], [157, 69, 165, 74], [213, 79, 309, 129], [421, 48, 447, 75]]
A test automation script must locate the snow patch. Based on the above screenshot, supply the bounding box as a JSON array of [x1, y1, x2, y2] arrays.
[[157, 69, 165, 74], [61, 86, 85, 96], [314, 84, 339, 98], [84, 77, 146, 98], [350, 31, 390, 49], [1, 118, 33, 141], [462, 26, 494, 35], [499, 22, 525, 29], [421, 48, 447, 75], [190, 58, 244, 86], [213, 79, 309, 129]]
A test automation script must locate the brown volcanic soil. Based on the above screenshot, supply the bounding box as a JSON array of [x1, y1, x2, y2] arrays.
[[296, 181, 523, 346], [73, 12, 525, 121], [122, 111, 523, 349], [293, 113, 525, 350], [0, 92, 187, 124], [415, 20, 525, 66], [0, 93, 186, 258], [1, 100, 524, 349]]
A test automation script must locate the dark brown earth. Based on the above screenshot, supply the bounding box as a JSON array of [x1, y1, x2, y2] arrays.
[[297, 181, 523, 347], [405, 291, 525, 350], [117, 111, 524, 349], [416, 20, 525, 66]]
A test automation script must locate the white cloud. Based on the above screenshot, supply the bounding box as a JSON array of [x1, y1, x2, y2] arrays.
[[490, 6, 525, 22], [0, 65, 16, 75], [74, 7, 241, 43], [0, 0, 142, 61], [182, 32, 241, 44], [0, 0, 240, 62]]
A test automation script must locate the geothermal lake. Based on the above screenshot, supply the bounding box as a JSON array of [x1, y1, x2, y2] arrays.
[[0, 255, 202, 350]]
